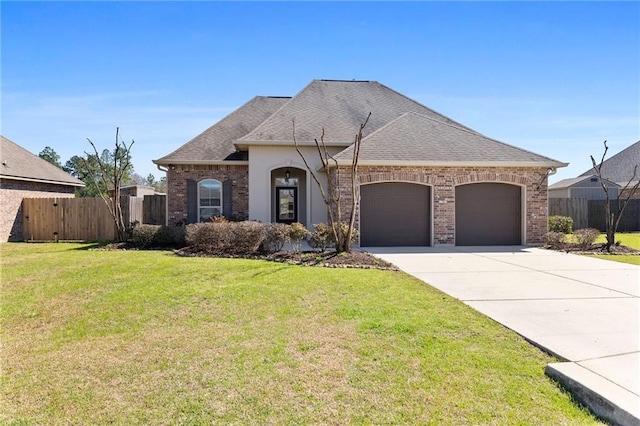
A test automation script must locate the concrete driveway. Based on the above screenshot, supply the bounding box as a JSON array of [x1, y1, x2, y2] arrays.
[[366, 246, 639, 426]]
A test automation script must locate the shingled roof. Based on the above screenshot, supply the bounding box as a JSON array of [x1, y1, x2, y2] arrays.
[[155, 79, 564, 168], [1, 136, 84, 187], [579, 140, 640, 185], [154, 96, 290, 164], [237, 80, 476, 144], [334, 112, 565, 166]]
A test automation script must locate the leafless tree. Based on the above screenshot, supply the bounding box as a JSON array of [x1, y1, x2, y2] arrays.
[[590, 140, 639, 252], [84, 128, 135, 242], [293, 113, 371, 253]]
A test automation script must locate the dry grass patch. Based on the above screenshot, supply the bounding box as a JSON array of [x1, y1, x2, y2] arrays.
[[1, 243, 602, 425]]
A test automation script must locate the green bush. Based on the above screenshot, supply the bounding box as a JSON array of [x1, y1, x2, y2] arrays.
[[131, 224, 159, 248], [573, 228, 600, 249], [544, 231, 566, 249], [262, 223, 289, 252], [288, 222, 308, 253], [131, 224, 186, 248], [548, 216, 573, 234], [308, 223, 334, 251]]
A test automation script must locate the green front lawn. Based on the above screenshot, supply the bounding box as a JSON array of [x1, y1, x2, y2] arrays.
[[588, 232, 640, 265], [1, 243, 600, 424]]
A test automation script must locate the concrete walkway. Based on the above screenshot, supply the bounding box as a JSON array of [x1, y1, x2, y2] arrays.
[[366, 246, 640, 426]]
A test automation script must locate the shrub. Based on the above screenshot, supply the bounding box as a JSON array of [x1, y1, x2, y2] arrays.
[[308, 223, 334, 251], [573, 228, 600, 249], [233, 221, 266, 253], [288, 222, 308, 253], [262, 223, 289, 252], [544, 231, 566, 249], [185, 221, 264, 254], [131, 224, 159, 248], [548, 215, 573, 234], [131, 225, 186, 248], [308, 222, 360, 251]]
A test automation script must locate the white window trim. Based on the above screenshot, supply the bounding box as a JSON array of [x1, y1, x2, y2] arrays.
[[198, 179, 223, 222]]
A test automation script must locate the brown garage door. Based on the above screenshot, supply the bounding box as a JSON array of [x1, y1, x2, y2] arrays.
[[360, 183, 430, 246], [455, 183, 521, 245]]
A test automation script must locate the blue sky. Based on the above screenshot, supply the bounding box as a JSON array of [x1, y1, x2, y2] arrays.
[[2, 1, 639, 183]]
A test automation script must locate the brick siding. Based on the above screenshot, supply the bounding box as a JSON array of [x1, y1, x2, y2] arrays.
[[0, 179, 76, 242], [167, 164, 551, 245], [166, 164, 249, 225], [333, 165, 550, 245]]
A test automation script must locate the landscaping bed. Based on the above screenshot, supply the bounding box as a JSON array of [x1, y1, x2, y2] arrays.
[[175, 247, 397, 270]]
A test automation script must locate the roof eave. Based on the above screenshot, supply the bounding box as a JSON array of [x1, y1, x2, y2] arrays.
[[152, 159, 249, 166], [0, 174, 85, 187], [333, 160, 569, 168]]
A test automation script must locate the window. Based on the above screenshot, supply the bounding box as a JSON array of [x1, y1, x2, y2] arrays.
[[198, 179, 222, 222]]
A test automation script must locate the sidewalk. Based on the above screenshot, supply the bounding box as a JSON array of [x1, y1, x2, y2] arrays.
[[367, 246, 640, 426]]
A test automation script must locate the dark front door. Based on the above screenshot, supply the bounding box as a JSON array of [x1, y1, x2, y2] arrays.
[[276, 187, 297, 224]]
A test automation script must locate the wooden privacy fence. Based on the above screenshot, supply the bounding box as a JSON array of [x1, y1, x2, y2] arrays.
[[549, 198, 640, 232], [22, 195, 166, 241], [548, 198, 588, 229]]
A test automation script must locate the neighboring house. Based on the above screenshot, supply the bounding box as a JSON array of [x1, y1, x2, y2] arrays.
[[0, 136, 85, 242], [549, 140, 640, 200], [580, 140, 640, 199], [548, 176, 620, 200], [154, 80, 566, 246], [110, 185, 160, 197]]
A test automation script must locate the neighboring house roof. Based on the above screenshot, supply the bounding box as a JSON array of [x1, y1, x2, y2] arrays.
[[334, 112, 566, 167], [237, 79, 477, 145], [154, 96, 291, 165], [579, 140, 640, 185], [0, 136, 85, 187], [549, 175, 620, 190]]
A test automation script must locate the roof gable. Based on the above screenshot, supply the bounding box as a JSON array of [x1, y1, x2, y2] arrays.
[[549, 175, 620, 190], [334, 112, 565, 166], [0, 136, 84, 186], [238, 80, 477, 144], [154, 96, 290, 164], [579, 140, 640, 184]]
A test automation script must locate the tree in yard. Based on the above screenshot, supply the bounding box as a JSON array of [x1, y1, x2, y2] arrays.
[[292, 113, 371, 253], [38, 146, 63, 168], [83, 128, 135, 242], [590, 140, 640, 252]]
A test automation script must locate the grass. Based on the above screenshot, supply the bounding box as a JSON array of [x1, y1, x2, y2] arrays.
[[1, 243, 602, 425]]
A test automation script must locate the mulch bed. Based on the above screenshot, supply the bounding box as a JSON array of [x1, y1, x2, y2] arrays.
[[175, 247, 398, 270], [544, 243, 640, 255]]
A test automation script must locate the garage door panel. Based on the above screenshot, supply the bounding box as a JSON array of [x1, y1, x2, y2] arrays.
[[360, 183, 430, 247], [456, 183, 521, 246]]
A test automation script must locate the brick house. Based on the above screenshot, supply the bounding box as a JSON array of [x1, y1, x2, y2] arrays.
[[0, 136, 85, 242], [154, 80, 566, 246]]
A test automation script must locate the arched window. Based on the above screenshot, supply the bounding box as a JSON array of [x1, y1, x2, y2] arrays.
[[198, 179, 222, 222]]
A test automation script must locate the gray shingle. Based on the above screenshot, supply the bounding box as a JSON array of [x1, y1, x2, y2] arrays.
[[238, 80, 477, 144], [154, 96, 290, 164], [334, 112, 565, 166], [579, 140, 640, 185], [0, 136, 84, 186]]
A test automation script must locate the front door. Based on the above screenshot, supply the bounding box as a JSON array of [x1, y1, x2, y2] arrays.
[[276, 187, 297, 224]]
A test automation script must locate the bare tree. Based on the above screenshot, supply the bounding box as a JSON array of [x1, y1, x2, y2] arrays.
[[83, 128, 135, 242], [293, 113, 371, 253], [590, 140, 640, 252]]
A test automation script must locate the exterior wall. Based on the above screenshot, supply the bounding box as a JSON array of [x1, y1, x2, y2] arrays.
[[620, 186, 640, 200], [548, 188, 569, 198], [247, 145, 343, 227], [0, 178, 76, 242], [166, 164, 249, 225], [334, 165, 550, 246]]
